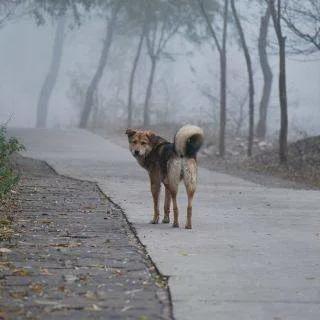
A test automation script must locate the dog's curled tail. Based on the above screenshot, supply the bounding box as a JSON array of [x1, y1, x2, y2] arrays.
[[174, 125, 204, 157]]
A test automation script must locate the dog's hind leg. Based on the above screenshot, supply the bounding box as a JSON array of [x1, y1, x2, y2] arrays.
[[185, 189, 195, 229], [171, 192, 179, 228], [149, 172, 161, 224], [162, 186, 171, 223], [183, 158, 197, 229], [167, 159, 181, 228]]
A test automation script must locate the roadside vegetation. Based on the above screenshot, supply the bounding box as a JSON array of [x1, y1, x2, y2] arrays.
[[246, 136, 320, 188], [200, 128, 320, 189], [0, 126, 24, 241]]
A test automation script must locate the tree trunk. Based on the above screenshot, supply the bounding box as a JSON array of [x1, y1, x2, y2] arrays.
[[197, 0, 228, 157], [219, 52, 227, 157], [79, 5, 120, 128], [143, 57, 157, 127], [36, 14, 66, 128], [278, 36, 288, 164], [269, 0, 288, 164], [230, 0, 255, 157], [235, 91, 248, 136], [256, 7, 272, 139], [127, 23, 146, 128], [219, 0, 229, 158]]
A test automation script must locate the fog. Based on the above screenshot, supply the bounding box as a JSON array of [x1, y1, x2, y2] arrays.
[[0, 1, 319, 139]]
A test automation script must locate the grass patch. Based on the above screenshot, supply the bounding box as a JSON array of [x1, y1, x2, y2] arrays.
[[0, 126, 24, 199], [0, 126, 24, 241], [0, 218, 14, 241]]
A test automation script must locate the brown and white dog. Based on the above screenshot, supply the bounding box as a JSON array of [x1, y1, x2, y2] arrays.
[[125, 125, 204, 229]]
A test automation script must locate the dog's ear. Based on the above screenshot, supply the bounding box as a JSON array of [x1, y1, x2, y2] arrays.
[[125, 128, 136, 139], [146, 131, 157, 144]]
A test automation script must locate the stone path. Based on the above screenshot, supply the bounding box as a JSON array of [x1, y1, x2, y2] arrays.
[[0, 155, 172, 320]]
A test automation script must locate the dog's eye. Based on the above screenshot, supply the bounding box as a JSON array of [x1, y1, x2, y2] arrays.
[[141, 142, 146, 146], [132, 141, 137, 144]]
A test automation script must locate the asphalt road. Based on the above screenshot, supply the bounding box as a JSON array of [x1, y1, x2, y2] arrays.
[[10, 128, 320, 320]]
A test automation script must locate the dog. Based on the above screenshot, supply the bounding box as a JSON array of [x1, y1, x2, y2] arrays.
[[125, 125, 204, 229]]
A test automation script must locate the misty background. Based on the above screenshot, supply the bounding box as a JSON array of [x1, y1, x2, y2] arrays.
[[0, 1, 319, 139]]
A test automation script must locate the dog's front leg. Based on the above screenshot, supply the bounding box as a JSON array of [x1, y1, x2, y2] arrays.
[[149, 173, 161, 224]]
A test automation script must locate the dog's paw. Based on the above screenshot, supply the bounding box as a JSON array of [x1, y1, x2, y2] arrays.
[[150, 216, 159, 224], [162, 216, 170, 224], [172, 222, 179, 228], [185, 224, 192, 230]]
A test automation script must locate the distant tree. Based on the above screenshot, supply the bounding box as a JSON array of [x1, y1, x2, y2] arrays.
[[230, 0, 255, 157], [127, 19, 146, 127], [197, 0, 229, 157], [36, 14, 66, 127], [268, 0, 288, 164], [0, 1, 20, 28], [124, 0, 148, 128], [282, 0, 320, 53], [31, 0, 95, 127], [142, 1, 188, 127], [79, 1, 122, 128], [256, 6, 273, 139]]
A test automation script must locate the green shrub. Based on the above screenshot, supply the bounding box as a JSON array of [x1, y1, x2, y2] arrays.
[[0, 126, 24, 199]]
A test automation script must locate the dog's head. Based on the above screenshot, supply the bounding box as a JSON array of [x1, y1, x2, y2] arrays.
[[125, 128, 156, 159]]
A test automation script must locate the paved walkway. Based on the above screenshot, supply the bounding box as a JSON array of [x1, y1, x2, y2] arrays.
[[9, 128, 320, 320], [0, 155, 171, 320]]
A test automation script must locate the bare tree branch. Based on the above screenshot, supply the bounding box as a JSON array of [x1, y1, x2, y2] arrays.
[[197, 0, 222, 54]]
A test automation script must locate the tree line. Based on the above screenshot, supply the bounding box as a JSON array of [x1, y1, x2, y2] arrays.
[[0, 0, 319, 164]]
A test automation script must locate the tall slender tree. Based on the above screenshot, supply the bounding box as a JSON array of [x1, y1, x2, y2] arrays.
[[142, 1, 187, 127], [268, 0, 288, 164], [230, 0, 255, 157], [29, 0, 99, 127], [79, 2, 122, 128], [198, 0, 229, 157], [256, 6, 272, 139], [36, 14, 66, 128], [127, 19, 146, 127]]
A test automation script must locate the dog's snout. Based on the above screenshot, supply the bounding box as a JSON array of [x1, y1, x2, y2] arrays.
[[134, 150, 139, 156]]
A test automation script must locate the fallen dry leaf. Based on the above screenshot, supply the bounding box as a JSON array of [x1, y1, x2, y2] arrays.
[[84, 290, 96, 299], [10, 291, 28, 299], [86, 304, 102, 311], [12, 268, 30, 276], [40, 268, 54, 276], [0, 248, 12, 253], [40, 220, 53, 225], [0, 261, 14, 270], [113, 269, 124, 276], [50, 242, 81, 248], [29, 283, 44, 295], [58, 285, 66, 292]]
